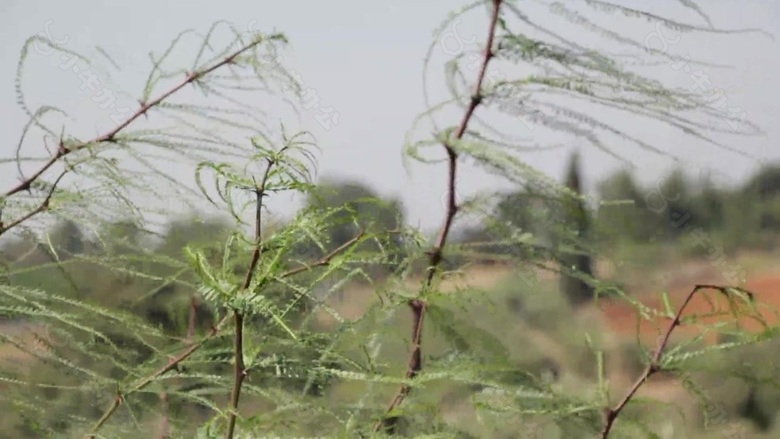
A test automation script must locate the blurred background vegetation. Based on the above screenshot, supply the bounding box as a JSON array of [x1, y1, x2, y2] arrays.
[[3, 152, 780, 437]]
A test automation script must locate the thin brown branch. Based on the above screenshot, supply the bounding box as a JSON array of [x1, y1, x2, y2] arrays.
[[279, 231, 365, 279], [237, 152, 280, 291], [225, 311, 246, 439], [225, 154, 275, 439], [375, 0, 503, 433], [0, 169, 68, 237], [600, 284, 753, 437], [85, 314, 230, 439], [82, 40, 267, 438], [5, 37, 264, 201]]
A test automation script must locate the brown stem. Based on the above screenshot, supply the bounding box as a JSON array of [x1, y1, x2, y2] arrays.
[[82, 40, 267, 438], [600, 284, 751, 437], [375, 0, 503, 433], [278, 231, 365, 279], [225, 155, 276, 438], [86, 315, 229, 438], [0, 170, 68, 237], [225, 311, 246, 438]]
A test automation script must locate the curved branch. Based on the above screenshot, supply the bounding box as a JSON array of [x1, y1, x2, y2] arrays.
[[0, 169, 68, 236], [225, 148, 284, 439], [374, 0, 504, 433], [5, 37, 266, 204], [600, 284, 754, 437]]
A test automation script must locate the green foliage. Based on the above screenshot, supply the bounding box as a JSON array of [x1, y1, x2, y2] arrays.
[[304, 179, 406, 277], [593, 163, 780, 256], [0, 2, 776, 439], [595, 168, 664, 243]]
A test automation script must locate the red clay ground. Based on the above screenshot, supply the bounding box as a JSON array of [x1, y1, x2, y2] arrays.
[[596, 272, 780, 345]]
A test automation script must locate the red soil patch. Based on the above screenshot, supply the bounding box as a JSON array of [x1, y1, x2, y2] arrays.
[[597, 273, 780, 345]]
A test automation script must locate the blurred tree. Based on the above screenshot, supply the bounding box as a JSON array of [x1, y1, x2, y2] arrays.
[[494, 182, 557, 246], [690, 170, 727, 232], [96, 219, 153, 256], [140, 215, 234, 332], [656, 167, 695, 239], [156, 215, 232, 257], [595, 168, 661, 242], [305, 178, 405, 275], [45, 219, 88, 256], [457, 179, 559, 263], [557, 151, 594, 307], [744, 163, 780, 199], [743, 164, 780, 232]]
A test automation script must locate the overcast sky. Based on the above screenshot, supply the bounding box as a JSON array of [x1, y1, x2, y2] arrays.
[[2, 1, 779, 232]]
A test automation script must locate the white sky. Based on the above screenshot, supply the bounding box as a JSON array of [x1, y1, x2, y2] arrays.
[[1, 1, 779, 232]]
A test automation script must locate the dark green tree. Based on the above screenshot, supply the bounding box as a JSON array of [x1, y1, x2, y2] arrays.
[[558, 151, 594, 307], [455, 182, 558, 267], [691, 170, 728, 232], [655, 167, 697, 239], [743, 164, 780, 232], [46, 219, 88, 256], [596, 168, 660, 242], [304, 178, 405, 274], [495, 183, 557, 245]]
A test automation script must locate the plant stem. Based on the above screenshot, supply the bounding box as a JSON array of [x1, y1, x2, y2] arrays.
[[600, 284, 753, 437], [375, 0, 503, 432]]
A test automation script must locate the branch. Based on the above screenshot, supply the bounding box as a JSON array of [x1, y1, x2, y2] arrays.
[[86, 314, 230, 438], [600, 284, 754, 438], [375, 0, 503, 433], [278, 231, 365, 279], [155, 297, 199, 439], [156, 392, 170, 439], [225, 152, 278, 439], [0, 169, 68, 237], [5, 37, 265, 229]]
